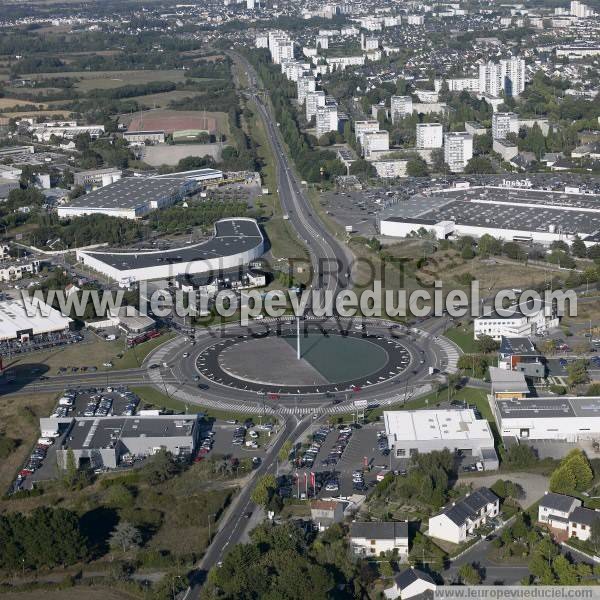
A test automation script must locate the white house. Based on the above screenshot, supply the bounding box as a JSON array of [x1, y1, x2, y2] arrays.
[[384, 567, 436, 600], [428, 487, 499, 544], [538, 492, 581, 532], [349, 521, 409, 559], [568, 506, 600, 541], [474, 301, 559, 341]]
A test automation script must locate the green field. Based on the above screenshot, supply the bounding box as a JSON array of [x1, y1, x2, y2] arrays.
[[444, 323, 479, 353]]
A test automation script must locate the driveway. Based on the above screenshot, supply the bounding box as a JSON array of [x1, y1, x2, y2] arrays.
[[458, 472, 549, 508]]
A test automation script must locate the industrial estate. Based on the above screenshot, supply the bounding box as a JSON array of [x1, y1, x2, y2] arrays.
[[1, 0, 600, 598]]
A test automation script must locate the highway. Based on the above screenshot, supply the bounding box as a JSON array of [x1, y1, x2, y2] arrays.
[[234, 51, 353, 297]]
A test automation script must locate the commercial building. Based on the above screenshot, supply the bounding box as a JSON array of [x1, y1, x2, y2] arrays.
[[73, 167, 122, 190], [315, 104, 338, 138], [122, 130, 166, 145], [416, 123, 443, 149], [52, 415, 200, 469], [498, 336, 544, 378], [492, 112, 519, 140], [493, 395, 600, 442], [175, 267, 267, 297], [390, 96, 413, 123], [362, 130, 390, 159], [373, 159, 409, 179], [30, 123, 105, 142], [0, 298, 72, 342], [349, 522, 409, 559], [428, 487, 499, 544], [383, 409, 498, 469], [475, 302, 559, 341], [378, 184, 600, 247], [306, 90, 326, 120], [444, 132, 473, 172], [57, 169, 222, 220], [77, 218, 265, 286], [310, 500, 345, 531]]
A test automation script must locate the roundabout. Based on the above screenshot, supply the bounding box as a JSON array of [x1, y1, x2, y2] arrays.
[[146, 317, 461, 414], [195, 322, 412, 394]]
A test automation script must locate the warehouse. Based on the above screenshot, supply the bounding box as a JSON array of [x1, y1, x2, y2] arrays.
[[379, 184, 600, 246], [493, 396, 600, 442], [383, 409, 498, 469], [50, 415, 200, 469], [77, 218, 265, 285], [0, 298, 72, 342], [57, 169, 223, 220]]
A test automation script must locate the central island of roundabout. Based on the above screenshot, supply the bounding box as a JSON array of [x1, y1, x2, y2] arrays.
[[195, 321, 413, 395]]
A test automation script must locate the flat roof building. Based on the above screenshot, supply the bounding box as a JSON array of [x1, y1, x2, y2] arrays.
[[0, 298, 72, 342], [53, 415, 200, 469], [493, 396, 600, 442], [57, 169, 223, 220], [76, 218, 265, 285], [384, 409, 498, 469]]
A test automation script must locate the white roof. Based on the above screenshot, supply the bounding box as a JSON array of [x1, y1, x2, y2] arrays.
[[0, 298, 72, 340], [383, 409, 494, 443]]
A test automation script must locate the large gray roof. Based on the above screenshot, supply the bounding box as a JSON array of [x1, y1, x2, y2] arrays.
[[570, 506, 600, 527], [350, 521, 408, 540], [395, 568, 435, 590], [82, 218, 264, 270]]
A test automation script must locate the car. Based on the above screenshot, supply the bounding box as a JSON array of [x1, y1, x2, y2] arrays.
[[193, 375, 200, 382], [324, 481, 339, 492], [243, 511, 252, 519], [182, 352, 189, 358]]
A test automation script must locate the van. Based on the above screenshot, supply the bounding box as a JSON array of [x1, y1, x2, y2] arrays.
[[476, 462, 484, 472], [106, 334, 117, 341]]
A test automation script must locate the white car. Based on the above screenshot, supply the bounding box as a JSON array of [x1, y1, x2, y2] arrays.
[[183, 352, 189, 358], [325, 482, 339, 492], [339, 426, 352, 434]]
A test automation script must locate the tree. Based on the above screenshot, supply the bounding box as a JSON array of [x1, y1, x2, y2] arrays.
[[458, 563, 481, 585], [465, 156, 494, 174], [478, 234, 502, 257], [475, 334, 499, 354], [590, 517, 600, 553], [406, 156, 429, 177], [251, 473, 277, 507], [504, 444, 537, 468], [566, 359, 589, 387], [278, 440, 293, 462], [109, 521, 142, 553], [145, 449, 180, 485], [503, 241, 526, 261], [550, 449, 593, 494], [63, 448, 78, 489], [571, 235, 587, 259]]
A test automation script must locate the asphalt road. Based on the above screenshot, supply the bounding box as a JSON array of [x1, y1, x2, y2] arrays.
[[233, 51, 352, 297], [184, 413, 314, 598]]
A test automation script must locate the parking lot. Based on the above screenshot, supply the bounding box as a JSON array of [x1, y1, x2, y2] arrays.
[[284, 422, 398, 499]]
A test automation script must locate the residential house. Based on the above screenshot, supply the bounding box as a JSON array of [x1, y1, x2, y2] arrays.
[[538, 492, 581, 532], [310, 500, 344, 531], [428, 487, 499, 544], [349, 521, 409, 559], [568, 506, 600, 542], [384, 567, 436, 600]]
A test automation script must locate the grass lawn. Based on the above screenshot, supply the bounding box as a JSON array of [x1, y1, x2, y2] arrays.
[[444, 323, 479, 353], [112, 331, 176, 370], [334, 387, 490, 425], [0, 392, 58, 495], [130, 386, 278, 425], [6, 331, 175, 375], [0, 588, 140, 600]]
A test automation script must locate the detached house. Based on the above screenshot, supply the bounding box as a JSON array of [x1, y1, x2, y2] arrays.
[[568, 506, 600, 542], [538, 492, 581, 533], [384, 567, 436, 600], [310, 500, 344, 531], [428, 487, 499, 544], [349, 521, 409, 559]]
